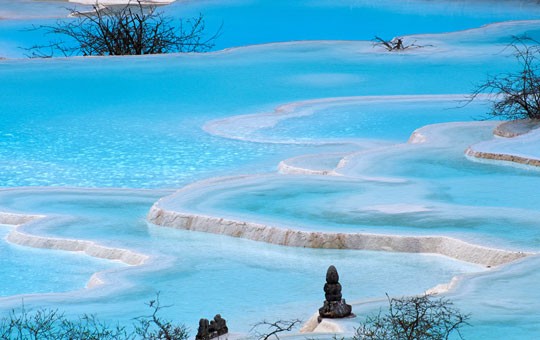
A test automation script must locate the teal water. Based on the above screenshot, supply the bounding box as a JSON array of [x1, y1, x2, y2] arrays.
[[0, 0, 71, 19]]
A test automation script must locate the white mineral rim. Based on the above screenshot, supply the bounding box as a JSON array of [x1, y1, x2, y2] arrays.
[[0, 211, 149, 289]]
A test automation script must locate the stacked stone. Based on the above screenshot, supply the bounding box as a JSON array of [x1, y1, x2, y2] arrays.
[[196, 314, 228, 340], [318, 265, 352, 322]]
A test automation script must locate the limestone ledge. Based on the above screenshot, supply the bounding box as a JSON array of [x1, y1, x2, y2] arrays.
[[465, 147, 540, 167], [148, 206, 529, 267], [424, 276, 461, 295], [7, 230, 147, 266], [1, 211, 148, 289]]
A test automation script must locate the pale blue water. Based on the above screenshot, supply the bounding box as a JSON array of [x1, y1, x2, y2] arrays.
[[450, 255, 540, 338], [159, 171, 540, 251], [0, 225, 121, 296], [254, 100, 491, 142], [0, 43, 525, 188], [345, 255, 540, 338], [0, 188, 482, 331], [0, 0, 539, 338], [0, 0, 71, 19]]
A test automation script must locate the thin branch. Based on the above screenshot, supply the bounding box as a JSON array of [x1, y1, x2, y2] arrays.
[[25, 0, 219, 57], [250, 319, 302, 340]]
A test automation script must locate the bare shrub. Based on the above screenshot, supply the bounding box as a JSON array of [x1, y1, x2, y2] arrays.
[[27, 0, 219, 57], [373, 36, 427, 51], [470, 37, 540, 120], [250, 319, 302, 340], [354, 294, 470, 340], [0, 294, 188, 340]]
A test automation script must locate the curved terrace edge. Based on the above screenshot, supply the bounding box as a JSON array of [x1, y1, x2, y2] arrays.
[[0, 212, 149, 288], [147, 205, 530, 268]]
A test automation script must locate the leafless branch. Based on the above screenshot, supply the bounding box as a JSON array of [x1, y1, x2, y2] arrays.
[[468, 36, 540, 120], [25, 0, 219, 57], [250, 319, 302, 340], [373, 36, 430, 51], [354, 294, 470, 340]]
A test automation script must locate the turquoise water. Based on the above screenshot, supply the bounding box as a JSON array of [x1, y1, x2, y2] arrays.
[[163, 0, 540, 50], [343, 255, 540, 338], [0, 188, 482, 332], [0, 40, 526, 188], [0, 0, 539, 338], [2, 0, 540, 58], [244, 99, 491, 142]]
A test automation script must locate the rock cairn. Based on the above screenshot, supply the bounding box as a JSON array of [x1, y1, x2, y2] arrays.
[[196, 314, 228, 340], [318, 265, 352, 321]]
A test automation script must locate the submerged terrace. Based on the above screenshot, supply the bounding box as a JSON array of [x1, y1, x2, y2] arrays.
[[1, 0, 540, 338]]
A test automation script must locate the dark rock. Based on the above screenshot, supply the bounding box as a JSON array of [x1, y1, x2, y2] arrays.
[[210, 314, 228, 336], [318, 300, 353, 320], [197, 314, 228, 339], [326, 265, 340, 284], [196, 318, 210, 340], [324, 282, 342, 301], [318, 265, 352, 321]]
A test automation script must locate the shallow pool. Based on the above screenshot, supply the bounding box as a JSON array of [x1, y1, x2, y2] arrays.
[[0, 225, 121, 297], [0, 188, 483, 332]]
